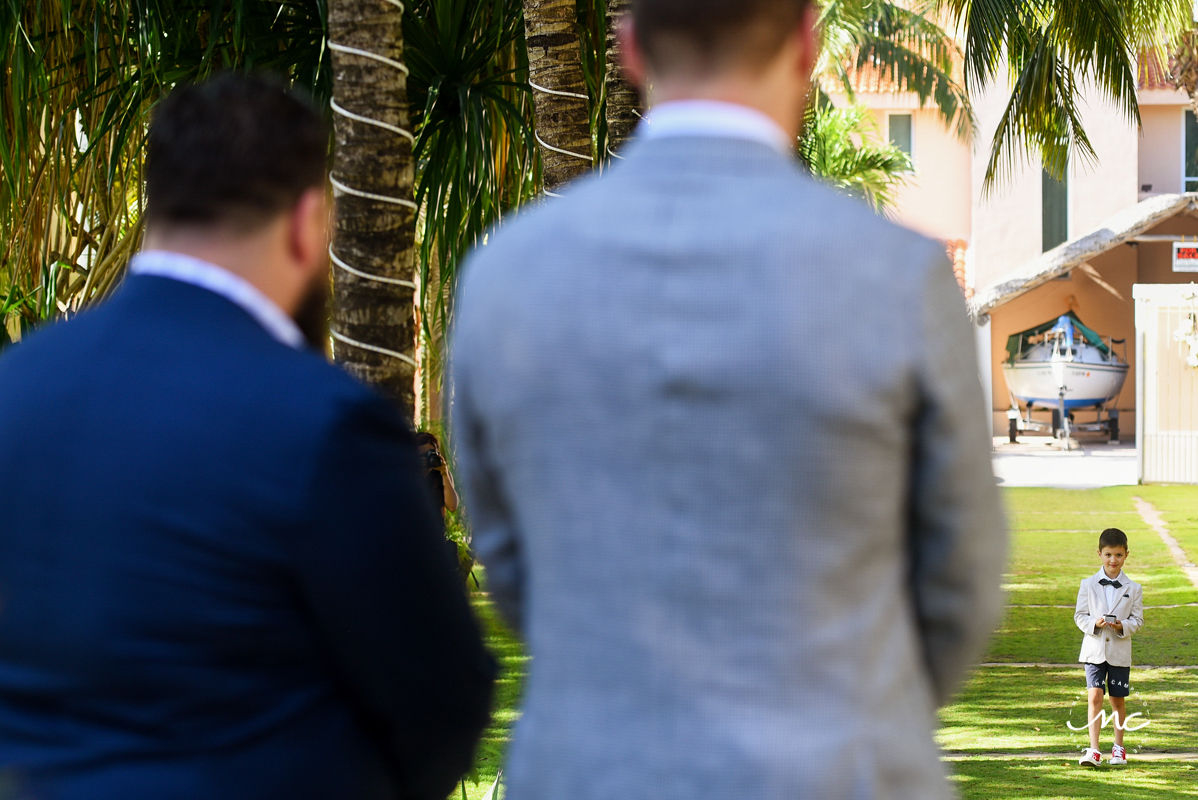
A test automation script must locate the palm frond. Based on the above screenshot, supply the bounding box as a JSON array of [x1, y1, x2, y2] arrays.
[[799, 103, 912, 211], [404, 0, 536, 405], [939, 0, 1191, 191], [819, 0, 974, 140], [0, 1, 328, 341]]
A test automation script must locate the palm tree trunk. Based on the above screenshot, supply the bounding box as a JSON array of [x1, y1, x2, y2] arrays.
[[328, 0, 418, 417], [523, 0, 593, 193], [1168, 31, 1198, 117], [603, 0, 640, 157]]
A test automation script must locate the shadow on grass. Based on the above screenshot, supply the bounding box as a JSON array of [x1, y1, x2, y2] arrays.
[[949, 759, 1198, 800]]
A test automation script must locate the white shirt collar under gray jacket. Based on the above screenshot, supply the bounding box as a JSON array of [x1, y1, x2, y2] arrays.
[[130, 250, 304, 350], [638, 100, 793, 155]]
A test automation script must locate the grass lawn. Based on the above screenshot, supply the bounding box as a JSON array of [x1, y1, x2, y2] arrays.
[[938, 487, 1198, 800], [455, 485, 1198, 799], [455, 591, 525, 800]]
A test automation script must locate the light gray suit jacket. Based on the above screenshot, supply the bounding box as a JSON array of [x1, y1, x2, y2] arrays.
[[1074, 571, 1144, 667], [450, 134, 1006, 800]]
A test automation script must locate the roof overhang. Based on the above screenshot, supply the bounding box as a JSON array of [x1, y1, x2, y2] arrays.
[[970, 193, 1198, 319]]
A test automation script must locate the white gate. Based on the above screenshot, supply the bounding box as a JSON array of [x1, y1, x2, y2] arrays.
[[1135, 284, 1198, 483]]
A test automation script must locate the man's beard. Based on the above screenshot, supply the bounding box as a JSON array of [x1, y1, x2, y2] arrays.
[[294, 272, 331, 353]]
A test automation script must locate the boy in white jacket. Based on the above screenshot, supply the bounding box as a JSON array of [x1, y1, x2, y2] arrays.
[[1074, 527, 1145, 767]]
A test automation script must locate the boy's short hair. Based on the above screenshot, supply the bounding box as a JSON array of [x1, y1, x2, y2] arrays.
[[1099, 528, 1129, 550]]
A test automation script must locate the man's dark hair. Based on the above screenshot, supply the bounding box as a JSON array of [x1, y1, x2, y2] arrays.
[[145, 73, 329, 232], [1099, 528, 1129, 550], [630, 0, 813, 76]]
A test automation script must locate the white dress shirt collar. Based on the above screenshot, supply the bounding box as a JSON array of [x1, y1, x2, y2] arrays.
[[639, 100, 793, 155], [1096, 568, 1126, 612], [129, 250, 304, 350]]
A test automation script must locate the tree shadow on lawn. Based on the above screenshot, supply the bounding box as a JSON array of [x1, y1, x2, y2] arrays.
[[940, 666, 1198, 759], [949, 759, 1198, 800]]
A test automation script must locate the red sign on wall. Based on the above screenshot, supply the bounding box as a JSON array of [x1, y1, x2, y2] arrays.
[[1173, 241, 1198, 272]]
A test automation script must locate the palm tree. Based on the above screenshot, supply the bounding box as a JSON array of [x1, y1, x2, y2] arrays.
[[521, 0, 594, 192], [326, 0, 419, 415], [818, 0, 973, 139], [1167, 29, 1198, 115], [799, 104, 913, 210], [936, 0, 1191, 188], [0, 1, 328, 348], [603, 0, 640, 157], [404, 0, 536, 422]]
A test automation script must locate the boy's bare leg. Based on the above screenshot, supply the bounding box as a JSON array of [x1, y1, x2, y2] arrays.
[[1087, 687, 1105, 751], [1110, 695, 1127, 748]]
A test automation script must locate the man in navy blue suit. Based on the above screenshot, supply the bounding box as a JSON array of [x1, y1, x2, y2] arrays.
[[0, 75, 494, 799]]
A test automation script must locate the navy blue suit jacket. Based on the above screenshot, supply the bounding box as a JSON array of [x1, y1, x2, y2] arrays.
[[0, 274, 494, 799]]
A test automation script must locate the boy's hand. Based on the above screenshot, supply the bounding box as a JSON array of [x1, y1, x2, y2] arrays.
[[1095, 617, 1107, 629], [1110, 620, 1123, 631]]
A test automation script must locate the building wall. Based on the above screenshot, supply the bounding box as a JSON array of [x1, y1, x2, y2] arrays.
[[1070, 92, 1140, 236], [970, 79, 1140, 292], [1139, 105, 1186, 196], [866, 108, 972, 242], [968, 74, 1044, 291]]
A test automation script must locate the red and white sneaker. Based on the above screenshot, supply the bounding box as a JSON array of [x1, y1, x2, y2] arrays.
[[1110, 745, 1128, 765], [1079, 747, 1102, 766]]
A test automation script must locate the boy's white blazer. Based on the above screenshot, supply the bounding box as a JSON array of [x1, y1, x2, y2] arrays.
[[1074, 572, 1144, 667]]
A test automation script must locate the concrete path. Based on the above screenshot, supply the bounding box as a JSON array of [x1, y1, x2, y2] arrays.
[[992, 436, 1137, 488], [1133, 496, 1198, 590]]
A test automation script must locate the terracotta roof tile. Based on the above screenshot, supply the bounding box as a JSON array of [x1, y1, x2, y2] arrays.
[[1139, 49, 1174, 92], [946, 239, 971, 299]]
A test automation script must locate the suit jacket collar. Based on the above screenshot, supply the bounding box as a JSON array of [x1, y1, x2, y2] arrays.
[[130, 250, 304, 349]]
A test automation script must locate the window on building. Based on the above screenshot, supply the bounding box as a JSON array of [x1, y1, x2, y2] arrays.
[[888, 113, 913, 163], [1185, 110, 1198, 191], [1042, 167, 1068, 251]]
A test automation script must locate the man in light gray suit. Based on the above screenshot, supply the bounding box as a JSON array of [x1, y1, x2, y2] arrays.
[[449, 1, 1005, 797]]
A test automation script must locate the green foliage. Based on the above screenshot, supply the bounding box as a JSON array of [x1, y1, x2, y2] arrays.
[[463, 591, 526, 800], [0, 0, 330, 341], [405, 0, 536, 389], [936, 0, 1193, 190], [799, 103, 912, 211], [819, 0, 973, 139]]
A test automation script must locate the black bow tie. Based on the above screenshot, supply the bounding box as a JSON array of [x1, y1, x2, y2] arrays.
[[1099, 578, 1122, 588]]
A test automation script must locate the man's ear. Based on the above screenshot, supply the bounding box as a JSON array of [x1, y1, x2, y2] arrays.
[[618, 16, 648, 93], [288, 187, 330, 275]]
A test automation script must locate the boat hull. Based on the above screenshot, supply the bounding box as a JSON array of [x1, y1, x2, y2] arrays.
[[1002, 362, 1128, 410]]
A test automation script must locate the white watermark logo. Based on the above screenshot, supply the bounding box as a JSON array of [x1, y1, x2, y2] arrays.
[[1066, 709, 1151, 732]]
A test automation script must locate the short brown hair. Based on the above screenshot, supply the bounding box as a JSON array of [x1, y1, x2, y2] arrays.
[[631, 0, 813, 76], [1098, 528, 1129, 551]]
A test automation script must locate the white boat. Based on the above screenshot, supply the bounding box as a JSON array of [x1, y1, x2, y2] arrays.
[[1002, 313, 1128, 443]]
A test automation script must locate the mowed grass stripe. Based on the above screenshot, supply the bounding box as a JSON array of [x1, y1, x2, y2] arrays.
[[1002, 487, 1141, 515], [939, 666, 1198, 756], [947, 760, 1198, 799], [1002, 527, 1198, 606], [984, 606, 1198, 665]]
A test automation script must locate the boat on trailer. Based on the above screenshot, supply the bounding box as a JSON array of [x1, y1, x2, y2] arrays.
[[1001, 312, 1128, 447]]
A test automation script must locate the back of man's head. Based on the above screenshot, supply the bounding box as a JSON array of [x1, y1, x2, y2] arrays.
[[145, 74, 328, 234], [630, 0, 813, 78]]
